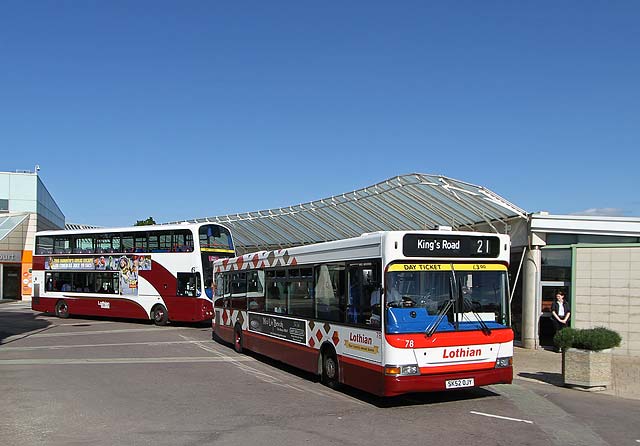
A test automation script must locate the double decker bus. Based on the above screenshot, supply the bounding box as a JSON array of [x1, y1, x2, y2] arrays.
[[212, 229, 513, 396], [32, 223, 234, 325]]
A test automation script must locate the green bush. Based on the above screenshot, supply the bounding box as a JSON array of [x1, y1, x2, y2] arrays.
[[554, 326, 621, 351], [553, 327, 577, 351]]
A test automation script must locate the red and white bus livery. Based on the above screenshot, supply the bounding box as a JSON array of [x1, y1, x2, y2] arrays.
[[32, 223, 234, 325], [212, 229, 513, 397]]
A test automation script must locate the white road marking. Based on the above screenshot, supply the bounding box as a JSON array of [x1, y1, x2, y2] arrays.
[[470, 411, 533, 424], [182, 334, 367, 405], [0, 340, 209, 351], [11, 327, 185, 339]]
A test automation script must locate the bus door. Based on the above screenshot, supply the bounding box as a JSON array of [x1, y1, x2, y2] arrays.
[[175, 272, 201, 315]]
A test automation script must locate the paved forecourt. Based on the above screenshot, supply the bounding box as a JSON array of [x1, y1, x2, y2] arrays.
[[0, 302, 637, 446]]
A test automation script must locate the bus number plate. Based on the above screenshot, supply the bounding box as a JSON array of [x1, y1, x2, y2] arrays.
[[445, 378, 474, 389]]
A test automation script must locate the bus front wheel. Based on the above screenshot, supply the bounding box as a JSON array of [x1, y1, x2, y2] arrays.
[[55, 300, 69, 319], [322, 350, 339, 389], [151, 305, 168, 326]]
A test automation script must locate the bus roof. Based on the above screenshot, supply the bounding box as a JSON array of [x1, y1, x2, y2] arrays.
[[214, 230, 510, 267], [36, 221, 232, 237]]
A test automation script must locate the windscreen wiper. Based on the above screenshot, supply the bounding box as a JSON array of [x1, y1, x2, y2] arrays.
[[425, 272, 456, 337], [460, 290, 492, 335], [425, 298, 453, 337]]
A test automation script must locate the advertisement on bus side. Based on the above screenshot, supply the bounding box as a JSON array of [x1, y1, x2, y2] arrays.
[[44, 255, 151, 296], [248, 313, 307, 345]]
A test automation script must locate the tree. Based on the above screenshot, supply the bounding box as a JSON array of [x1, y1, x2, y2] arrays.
[[134, 217, 157, 226]]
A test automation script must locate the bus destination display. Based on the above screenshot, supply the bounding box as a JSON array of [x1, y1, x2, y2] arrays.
[[403, 234, 500, 258]]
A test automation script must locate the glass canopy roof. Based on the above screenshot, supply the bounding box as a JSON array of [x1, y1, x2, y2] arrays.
[[0, 214, 28, 243], [171, 174, 527, 254]]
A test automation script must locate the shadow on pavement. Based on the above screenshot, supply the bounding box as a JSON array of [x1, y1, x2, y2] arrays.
[[518, 371, 564, 386], [348, 386, 500, 409], [0, 311, 52, 344], [215, 340, 501, 408]]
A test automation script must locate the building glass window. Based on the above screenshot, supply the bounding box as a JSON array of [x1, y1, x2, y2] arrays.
[[509, 250, 524, 343], [546, 233, 640, 245], [541, 249, 572, 281]]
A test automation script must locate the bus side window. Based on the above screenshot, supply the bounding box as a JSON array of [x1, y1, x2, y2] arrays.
[[314, 264, 345, 323], [247, 270, 265, 311], [231, 272, 247, 310], [347, 261, 381, 326]]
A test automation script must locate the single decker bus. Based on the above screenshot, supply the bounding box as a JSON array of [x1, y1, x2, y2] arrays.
[[32, 222, 234, 325], [212, 228, 513, 396]]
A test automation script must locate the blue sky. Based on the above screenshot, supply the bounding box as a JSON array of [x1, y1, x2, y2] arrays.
[[1, 1, 639, 226]]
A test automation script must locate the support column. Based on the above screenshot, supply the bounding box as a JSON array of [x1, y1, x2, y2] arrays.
[[522, 246, 541, 349]]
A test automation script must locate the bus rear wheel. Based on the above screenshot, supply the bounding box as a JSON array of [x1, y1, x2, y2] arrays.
[[234, 325, 243, 353], [151, 305, 168, 326], [55, 300, 69, 319], [322, 350, 339, 389]]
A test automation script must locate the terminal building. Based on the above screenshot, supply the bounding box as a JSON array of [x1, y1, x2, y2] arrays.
[[0, 170, 65, 300], [4, 170, 639, 356]]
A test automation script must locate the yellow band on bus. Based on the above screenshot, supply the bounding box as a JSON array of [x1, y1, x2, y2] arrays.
[[201, 248, 236, 253], [388, 263, 507, 272]]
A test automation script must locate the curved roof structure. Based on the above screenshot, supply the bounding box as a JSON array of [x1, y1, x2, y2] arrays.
[[171, 173, 528, 253]]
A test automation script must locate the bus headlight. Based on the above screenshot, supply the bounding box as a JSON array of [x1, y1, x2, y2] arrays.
[[495, 357, 512, 368], [385, 365, 420, 376]]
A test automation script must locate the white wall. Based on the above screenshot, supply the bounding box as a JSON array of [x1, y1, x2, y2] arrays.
[[574, 246, 640, 356]]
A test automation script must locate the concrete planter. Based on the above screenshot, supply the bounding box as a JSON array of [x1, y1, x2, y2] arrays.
[[562, 348, 613, 389]]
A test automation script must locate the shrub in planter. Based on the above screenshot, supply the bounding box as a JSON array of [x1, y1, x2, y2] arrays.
[[554, 326, 622, 351], [554, 326, 622, 389], [575, 327, 621, 351], [553, 327, 577, 352]]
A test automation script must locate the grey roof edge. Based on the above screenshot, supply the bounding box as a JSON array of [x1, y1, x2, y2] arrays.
[[166, 173, 528, 225]]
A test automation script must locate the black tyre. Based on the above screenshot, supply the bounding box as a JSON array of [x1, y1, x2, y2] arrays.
[[151, 305, 168, 326], [233, 325, 243, 353], [322, 350, 340, 389], [55, 300, 69, 319]]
